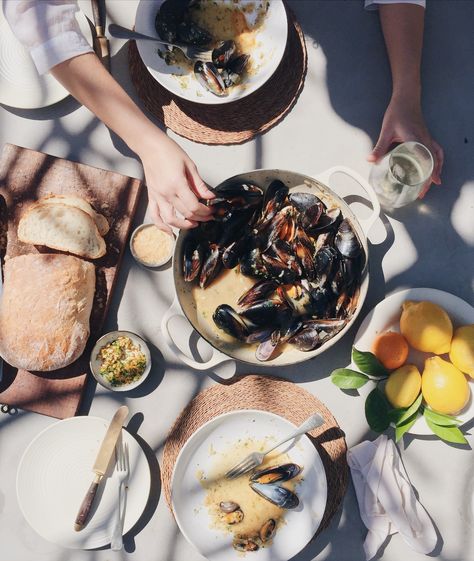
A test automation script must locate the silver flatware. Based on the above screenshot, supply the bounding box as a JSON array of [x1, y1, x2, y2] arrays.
[[74, 405, 129, 531], [111, 441, 129, 551], [225, 413, 325, 480], [108, 23, 213, 62]]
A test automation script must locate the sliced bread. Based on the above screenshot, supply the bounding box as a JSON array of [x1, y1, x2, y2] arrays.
[[42, 194, 110, 235], [18, 202, 106, 259]]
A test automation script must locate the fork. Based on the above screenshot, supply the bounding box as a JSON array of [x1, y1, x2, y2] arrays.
[[225, 413, 325, 480], [111, 442, 129, 551], [108, 23, 213, 62]]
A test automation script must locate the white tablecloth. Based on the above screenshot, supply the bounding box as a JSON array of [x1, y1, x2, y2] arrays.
[[0, 2, 473, 560]]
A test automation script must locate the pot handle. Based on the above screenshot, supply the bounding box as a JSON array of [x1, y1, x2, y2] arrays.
[[160, 297, 232, 371], [315, 165, 380, 237]]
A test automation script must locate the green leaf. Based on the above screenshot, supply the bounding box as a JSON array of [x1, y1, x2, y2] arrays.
[[423, 408, 461, 427], [330, 368, 369, 389], [389, 393, 423, 425], [352, 348, 389, 378], [425, 417, 468, 444], [365, 388, 391, 433], [395, 413, 419, 442]]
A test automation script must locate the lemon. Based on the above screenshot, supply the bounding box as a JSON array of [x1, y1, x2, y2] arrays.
[[449, 325, 474, 378], [400, 300, 453, 354], [385, 364, 422, 408], [422, 356, 470, 415]]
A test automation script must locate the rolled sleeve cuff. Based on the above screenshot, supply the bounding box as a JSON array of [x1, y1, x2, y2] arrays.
[[365, 0, 426, 10], [30, 30, 93, 75]]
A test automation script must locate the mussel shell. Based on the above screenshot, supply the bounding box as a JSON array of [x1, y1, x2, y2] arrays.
[[259, 519, 276, 542], [240, 299, 290, 327], [194, 61, 226, 97], [233, 538, 259, 552], [335, 218, 362, 259], [213, 304, 249, 341], [155, 0, 188, 42], [289, 319, 346, 351], [250, 482, 299, 509], [255, 330, 281, 362], [237, 279, 279, 308], [183, 236, 204, 282], [310, 207, 342, 233], [177, 21, 212, 46], [221, 54, 250, 87], [219, 501, 240, 513], [212, 40, 236, 68], [199, 243, 222, 288], [250, 463, 302, 484]]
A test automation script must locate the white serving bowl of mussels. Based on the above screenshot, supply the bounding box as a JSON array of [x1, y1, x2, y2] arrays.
[[134, 0, 288, 104], [161, 167, 380, 369]]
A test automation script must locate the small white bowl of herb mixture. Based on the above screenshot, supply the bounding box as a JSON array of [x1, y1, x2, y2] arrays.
[[90, 331, 151, 391]]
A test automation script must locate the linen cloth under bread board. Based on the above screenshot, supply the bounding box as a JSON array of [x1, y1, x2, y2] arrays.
[[0, 144, 142, 418]]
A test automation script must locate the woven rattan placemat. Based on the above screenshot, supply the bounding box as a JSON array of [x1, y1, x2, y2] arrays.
[[128, 8, 307, 145], [162, 374, 348, 536]]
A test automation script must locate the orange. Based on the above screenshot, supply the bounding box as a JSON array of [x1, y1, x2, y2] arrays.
[[372, 331, 409, 370]]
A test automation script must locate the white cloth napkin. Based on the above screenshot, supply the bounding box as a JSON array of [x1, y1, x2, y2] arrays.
[[347, 435, 437, 560]]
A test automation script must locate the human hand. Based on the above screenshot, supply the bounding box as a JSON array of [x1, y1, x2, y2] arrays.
[[368, 95, 444, 198], [138, 131, 214, 232]]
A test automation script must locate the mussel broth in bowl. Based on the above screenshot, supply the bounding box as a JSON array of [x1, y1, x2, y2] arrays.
[[173, 169, 370, 366], [135, 0, 288, 104]]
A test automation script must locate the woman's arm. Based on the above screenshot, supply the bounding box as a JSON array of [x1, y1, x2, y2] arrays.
[[369, 3, 443, 195], [51, 53, 214, 231]]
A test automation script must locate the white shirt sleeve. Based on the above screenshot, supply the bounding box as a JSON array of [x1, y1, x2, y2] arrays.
[[3, 0, 93, 75], [365, 0, 426, 10]]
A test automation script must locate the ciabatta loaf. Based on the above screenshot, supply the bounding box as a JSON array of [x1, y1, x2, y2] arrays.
[[43, 194, 110, 235], [0, 254, 95, 371], [18, 202, 106, 259]]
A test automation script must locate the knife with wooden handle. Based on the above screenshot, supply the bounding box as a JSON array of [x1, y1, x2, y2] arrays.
[[91, 0, 110, 71], [74, 405, 129, 531]]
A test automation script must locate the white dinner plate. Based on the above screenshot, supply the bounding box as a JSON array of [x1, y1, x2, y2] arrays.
[[171, 409, 327, 561], [0, 4, 92, 109], [353, 288, 474, 435], [135, 0, 288, 105], [16, 416, 151, 549]]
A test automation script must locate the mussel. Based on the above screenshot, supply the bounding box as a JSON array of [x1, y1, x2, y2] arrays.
[[335, 218, 362, 259], [223, 509, 244, 525], [219, 501, 240, 513], [237, 279, 279, 308], [310, 207, 342, 233], [250, 463, 301, 484], [221, 53, 250, 88], [259, 519, 276, 543], [182, 235, 203, 282], [199, 243, 222, 288], [212, 40, 236, 68], [177, 21, 212, 46], [213, 304, 250, 341], [250, 482, 299, 509], [194, 61, 226, 97], [233, 538, 259, 552], [289, 319, 346, 351], [255, 330, 281, 362], [289, 192, 324, 229], [154, 0, 188, 43], [240, 298, 291, 328]]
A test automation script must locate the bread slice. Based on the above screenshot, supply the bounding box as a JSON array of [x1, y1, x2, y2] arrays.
[[43, 194, 110, 235], [18, 202, 106, 259], [0, 254, 96, 372]]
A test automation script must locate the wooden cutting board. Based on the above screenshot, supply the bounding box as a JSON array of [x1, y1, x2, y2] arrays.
[[0, 144, 143, 418]]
